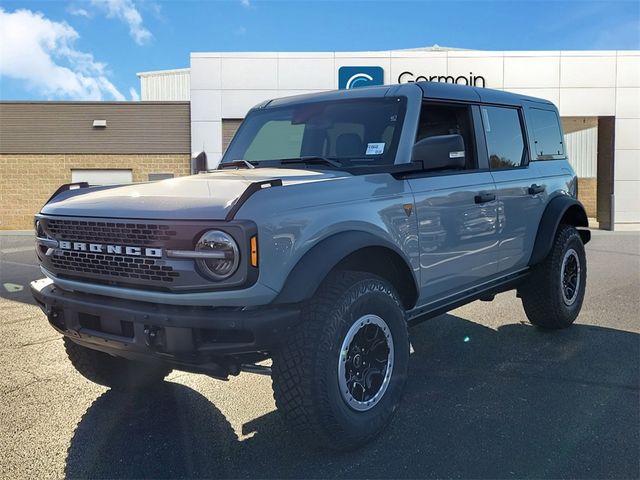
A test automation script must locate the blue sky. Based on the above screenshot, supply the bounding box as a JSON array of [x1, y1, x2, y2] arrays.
[[0, 0, 638, 101]]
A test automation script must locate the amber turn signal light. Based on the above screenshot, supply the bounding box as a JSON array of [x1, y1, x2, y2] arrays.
[[250, 236, 258, 267]]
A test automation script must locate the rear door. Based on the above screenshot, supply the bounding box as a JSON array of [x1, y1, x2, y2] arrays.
[[479, 105, 545, 273], [408, 102, 499, 303]]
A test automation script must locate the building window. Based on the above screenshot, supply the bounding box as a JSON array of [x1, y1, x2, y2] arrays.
[[71, 169, 133, 185]]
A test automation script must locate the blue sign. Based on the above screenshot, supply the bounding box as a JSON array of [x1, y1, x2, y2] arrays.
[[338, 66, 384, 89]]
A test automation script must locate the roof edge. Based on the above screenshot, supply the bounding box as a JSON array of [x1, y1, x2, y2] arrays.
[[136, 68, 190, 77]]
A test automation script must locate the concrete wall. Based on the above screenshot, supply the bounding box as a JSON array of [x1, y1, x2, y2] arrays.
[[0, 154, 190, 230], [189, 49, 640, 227]]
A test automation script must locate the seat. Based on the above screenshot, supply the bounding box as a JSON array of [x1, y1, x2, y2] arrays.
[[335, 133, 364, 157]]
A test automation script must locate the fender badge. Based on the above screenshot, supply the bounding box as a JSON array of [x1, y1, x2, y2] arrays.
[[403, 204, 413, 217]]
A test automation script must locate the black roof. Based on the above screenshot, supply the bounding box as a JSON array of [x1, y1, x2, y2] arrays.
[[260, 81, 555, 110], [416, 81, 554, 107]]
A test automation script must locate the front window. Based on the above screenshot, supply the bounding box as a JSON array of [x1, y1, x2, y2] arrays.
[[223, 97, 407, 168]]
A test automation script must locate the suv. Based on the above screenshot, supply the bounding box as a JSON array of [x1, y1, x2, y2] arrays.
[[31, 82, 590, 450]]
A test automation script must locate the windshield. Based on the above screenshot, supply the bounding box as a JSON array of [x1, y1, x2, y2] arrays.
[[222, 97, 407, 167]]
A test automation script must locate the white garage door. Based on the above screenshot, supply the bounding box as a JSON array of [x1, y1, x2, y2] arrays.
[[71, 169, 133, 185]]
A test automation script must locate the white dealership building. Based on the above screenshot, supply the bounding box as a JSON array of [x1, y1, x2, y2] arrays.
[[138, 46, 640, 229]]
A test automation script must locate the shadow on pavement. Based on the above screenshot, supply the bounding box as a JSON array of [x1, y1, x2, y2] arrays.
[[65, 315, 639, 479], [65, 382, 239, 479]]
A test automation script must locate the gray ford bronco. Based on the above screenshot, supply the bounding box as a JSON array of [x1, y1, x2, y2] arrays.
[[31, 82, 590, 450]]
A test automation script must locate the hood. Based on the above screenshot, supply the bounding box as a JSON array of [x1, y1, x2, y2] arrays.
[[41, 168, 349, 220]]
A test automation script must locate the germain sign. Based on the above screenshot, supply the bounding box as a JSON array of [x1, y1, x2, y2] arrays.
[[398, 71, 486, 87], [337, 67, 487, 88], [338, 66, 385, 89]]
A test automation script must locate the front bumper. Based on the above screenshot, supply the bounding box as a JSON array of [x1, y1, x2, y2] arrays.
[[31, 278, 300, 378]]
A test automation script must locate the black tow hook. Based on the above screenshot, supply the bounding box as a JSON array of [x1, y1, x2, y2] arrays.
[[48, 309, 66, 331], [144, 325, 165, 351]]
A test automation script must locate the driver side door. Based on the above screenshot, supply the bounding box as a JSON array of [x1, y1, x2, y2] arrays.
[[408, 102, 499, 304]]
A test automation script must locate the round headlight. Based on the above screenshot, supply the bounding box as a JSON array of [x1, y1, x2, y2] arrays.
[[195, 230, 240, 281]]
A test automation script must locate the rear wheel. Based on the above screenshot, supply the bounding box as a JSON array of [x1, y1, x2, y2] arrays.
[[64, 338, 171, 389], [271, 271, 409, 451], [520, 224, 587, 329]]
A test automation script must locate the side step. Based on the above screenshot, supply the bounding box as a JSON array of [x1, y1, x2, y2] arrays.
[[406, 270, 529, 326]]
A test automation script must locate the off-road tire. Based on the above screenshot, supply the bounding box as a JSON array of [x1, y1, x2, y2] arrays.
[[271, 270, 409, 451], [520, 224, 587, 329], [64, 338, 171, 389]]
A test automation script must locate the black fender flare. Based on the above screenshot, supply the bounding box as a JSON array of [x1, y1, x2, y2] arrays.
[[273, 231, 418, 305], [528, 195, 590, 266]]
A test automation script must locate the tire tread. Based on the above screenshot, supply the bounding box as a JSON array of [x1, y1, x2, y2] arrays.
[[520, 224, 586, 329], [272, 270, 406, 450]]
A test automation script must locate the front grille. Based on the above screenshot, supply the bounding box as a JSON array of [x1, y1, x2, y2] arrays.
[[46, 219, 177, 246], [50, 250, 179, 283], [37, 215, 246, 292]]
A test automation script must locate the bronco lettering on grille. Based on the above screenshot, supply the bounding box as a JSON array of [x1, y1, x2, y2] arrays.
[[58, 241, 162, 258]]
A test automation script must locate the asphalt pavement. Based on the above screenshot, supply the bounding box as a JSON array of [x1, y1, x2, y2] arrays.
[[0, 230, 638, 479]]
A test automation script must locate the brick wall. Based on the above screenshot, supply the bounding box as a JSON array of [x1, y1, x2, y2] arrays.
[[578, 177, 597, 218], [0, 154, 191, 230], [0, 154, 600, 230]]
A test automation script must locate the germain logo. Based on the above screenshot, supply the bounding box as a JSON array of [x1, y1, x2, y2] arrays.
[[397, 71, 486, 87], [338, 66, 384, 90], [58, 241, 162, 258]]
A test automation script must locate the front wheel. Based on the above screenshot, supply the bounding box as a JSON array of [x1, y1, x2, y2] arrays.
[[520, 224, 587, 329], [271, 271, 409, 451]]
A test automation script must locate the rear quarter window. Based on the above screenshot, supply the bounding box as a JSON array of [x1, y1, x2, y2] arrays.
[[530, 108, 565, 160]]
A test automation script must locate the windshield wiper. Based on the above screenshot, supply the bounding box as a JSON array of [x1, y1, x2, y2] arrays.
[[279, 156, 343, 168], [218, 159, 256, 169]]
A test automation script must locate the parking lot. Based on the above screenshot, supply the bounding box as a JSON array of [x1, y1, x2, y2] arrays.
[[0, 230, 638, 479]]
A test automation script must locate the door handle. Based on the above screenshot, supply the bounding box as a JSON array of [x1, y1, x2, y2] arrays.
[[474, 192, 496, 204], [528, 184, 545, 195]]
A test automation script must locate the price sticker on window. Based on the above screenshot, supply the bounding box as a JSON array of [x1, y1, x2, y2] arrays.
[[366, 143, 385, 155]]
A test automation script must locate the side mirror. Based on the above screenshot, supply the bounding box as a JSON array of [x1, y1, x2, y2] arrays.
[[192, 151, 208, 174], [411, 134, 466, 171]]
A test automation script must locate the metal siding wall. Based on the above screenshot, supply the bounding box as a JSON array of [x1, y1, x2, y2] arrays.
[[140, 70, 190, 101], [0, 102, 191, 154], [565, 127, 598, 177]]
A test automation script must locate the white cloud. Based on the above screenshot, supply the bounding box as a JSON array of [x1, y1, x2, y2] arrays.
[[67, 6, 91, 18], [129, 87, 140, 101], [0, 8, 125, 100], [90, 0, 151, 45], [240, 0, 251, 7], [234, 25, 247, 35]]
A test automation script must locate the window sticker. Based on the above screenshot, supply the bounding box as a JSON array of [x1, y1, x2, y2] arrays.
[[366, 143, 385, 155]]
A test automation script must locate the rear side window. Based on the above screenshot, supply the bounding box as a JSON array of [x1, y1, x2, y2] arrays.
[[481, 106, 526, 169], [530, 108, 565, 160]]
